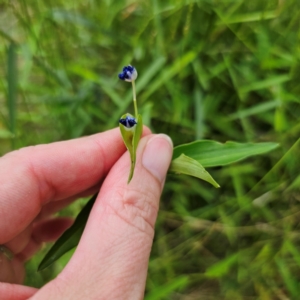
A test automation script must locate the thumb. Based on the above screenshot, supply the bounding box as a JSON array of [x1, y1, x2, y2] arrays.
[[33, 134, 173, 300]]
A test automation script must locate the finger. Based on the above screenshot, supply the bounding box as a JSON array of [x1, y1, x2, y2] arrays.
[[0, 253, 24, 284], [0, 127, 151, 244], [35, 197, 76, 221], [17, 217, 74, 262], [15, 237, 41, 263], [4, 217, 73, 262], [4, 188, 100, 256], [32, 217, 74, 243], [4, 225, 32, 255], [35, 184, 100, 221], [0, 283, 37, 299], [33, 134, 173, 299]]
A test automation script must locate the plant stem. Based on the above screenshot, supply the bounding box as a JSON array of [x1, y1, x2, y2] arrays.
[[132, 80, 138, 118]]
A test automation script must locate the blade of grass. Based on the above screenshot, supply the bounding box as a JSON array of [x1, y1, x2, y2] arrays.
[[6, 43, 18, 148], [275, 257, 299, 298], [227, 101, 279, 120], [239, 74, 290, 94], [216, 10, 279, 25], [142, 49, 200, 101], [145, 276, 189, 300]]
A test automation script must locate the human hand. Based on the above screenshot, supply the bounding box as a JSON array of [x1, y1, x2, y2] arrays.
[[0, 127, 173, 299]]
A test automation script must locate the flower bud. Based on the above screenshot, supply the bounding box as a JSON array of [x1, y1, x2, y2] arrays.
[[119, 114, 137, 130], [118, 65, 138, 82]]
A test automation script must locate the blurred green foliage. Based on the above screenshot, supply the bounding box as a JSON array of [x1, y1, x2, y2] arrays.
[[1, 0, 300, 298]]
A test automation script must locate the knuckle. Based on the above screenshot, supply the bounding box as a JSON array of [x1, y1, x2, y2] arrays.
[[107, 186, 160, 237]]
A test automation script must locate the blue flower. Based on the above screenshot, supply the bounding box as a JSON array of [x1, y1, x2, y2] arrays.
[[118, 65, 138, 82], [119, 115, 137, 129]]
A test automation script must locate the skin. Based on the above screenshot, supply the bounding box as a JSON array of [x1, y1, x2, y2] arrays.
[[0, 127, 173, 300]]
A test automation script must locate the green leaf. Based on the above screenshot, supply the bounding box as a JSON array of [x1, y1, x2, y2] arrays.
[[275, 257, 300, 298], [169, 154, 220, 188], [0, 129, 15, 139], [205, 253, 239, 278], [145, 276, 189, 300], [215, 10, 278, 25], [173, 140, 279, 168], [38, 194, 97, 271], [7, 43, 18, 149], [119, 113, 143, 183]]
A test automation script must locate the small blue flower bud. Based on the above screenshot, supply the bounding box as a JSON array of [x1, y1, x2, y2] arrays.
[[119, 115, 137, 129], [118, 65, 138, 82]]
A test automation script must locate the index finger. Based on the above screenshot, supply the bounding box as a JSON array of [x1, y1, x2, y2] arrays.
[[0, 127, 150, 244]]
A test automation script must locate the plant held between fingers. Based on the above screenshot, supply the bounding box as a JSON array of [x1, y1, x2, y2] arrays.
[[118, 65, 142, 183], [38, 65, 279, 271]]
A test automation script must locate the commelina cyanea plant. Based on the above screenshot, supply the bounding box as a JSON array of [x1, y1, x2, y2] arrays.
[[118, 65, 143, 183], [38, 64, 279, 271]]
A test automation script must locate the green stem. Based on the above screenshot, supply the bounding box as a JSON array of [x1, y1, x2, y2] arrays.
[[132, 80, 138, 118]]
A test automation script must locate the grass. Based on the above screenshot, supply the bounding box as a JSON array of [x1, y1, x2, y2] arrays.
[[1, 0, 300, 298]]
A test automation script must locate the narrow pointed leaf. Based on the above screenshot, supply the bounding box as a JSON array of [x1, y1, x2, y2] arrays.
[[119, 113, 143, 183], [38, 194, 97, 271], [169, 154, 220, 188], [7, 43, 17, 149], [173, 140, 279, 168], [145, 276, 189, 300], [129, 114, 143, 183], [119, 113, 134, 153], [119, 113, 135, 182], [205, 253, 239, 278]]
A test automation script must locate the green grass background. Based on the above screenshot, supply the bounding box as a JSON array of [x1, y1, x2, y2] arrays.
[[1, 0, 300, 299]]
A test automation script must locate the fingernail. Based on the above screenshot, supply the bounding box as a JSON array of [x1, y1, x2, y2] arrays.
[[142, 134, 173, 184]]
